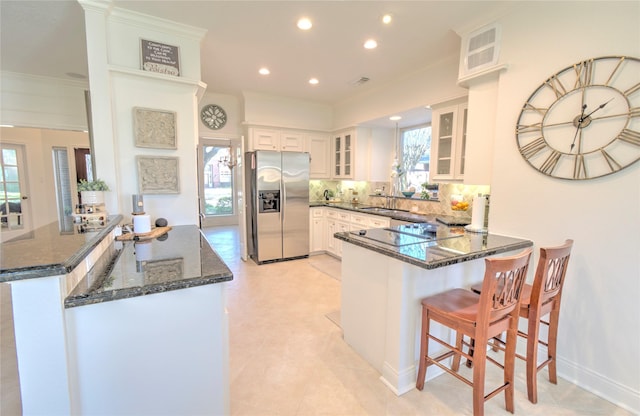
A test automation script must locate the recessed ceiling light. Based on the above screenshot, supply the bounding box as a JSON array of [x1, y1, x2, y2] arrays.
[[297, 18, 312, 30], [364, 39, 378, 49], [309, 78, 319, 85], [389, 116, 402, 121], [259, 67, 270, 75], [382, 14, 392, 24]]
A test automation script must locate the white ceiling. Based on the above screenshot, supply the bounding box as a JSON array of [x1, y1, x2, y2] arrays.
[[0, 1, 512, 127]]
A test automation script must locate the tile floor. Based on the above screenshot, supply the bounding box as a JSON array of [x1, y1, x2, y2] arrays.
[[0, 226, 632, 415]]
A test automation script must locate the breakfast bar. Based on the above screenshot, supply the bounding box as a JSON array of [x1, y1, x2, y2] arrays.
[[334, 223, 532, 395]]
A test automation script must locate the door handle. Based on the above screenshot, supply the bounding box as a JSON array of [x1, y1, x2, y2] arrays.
[[21, 196, 28, 200]]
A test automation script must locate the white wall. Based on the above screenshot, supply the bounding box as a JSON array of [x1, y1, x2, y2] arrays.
[[243, 91, 333, 131], [0, 72, 88, 131], [489, 3, 639, 412]]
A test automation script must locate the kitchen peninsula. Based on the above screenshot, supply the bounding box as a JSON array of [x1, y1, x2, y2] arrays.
[[334, 223, 532, 395]]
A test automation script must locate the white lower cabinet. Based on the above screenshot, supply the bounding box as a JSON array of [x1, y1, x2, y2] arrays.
[[325, 219, 337, 256], [310, 208, 325, 253], [318, 208, 391, 259]]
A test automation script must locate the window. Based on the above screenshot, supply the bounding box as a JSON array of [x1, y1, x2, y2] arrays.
[[52, 147, 74, 225], [202, 144, 234, 216], [1, 145, 25, 230], [399, 124, 431, 191]]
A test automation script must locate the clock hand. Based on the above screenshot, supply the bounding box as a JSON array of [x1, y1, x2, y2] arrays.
[[570, 104, 588, 152], [589, 110, 636, 122], [583, 98, 614, 119]]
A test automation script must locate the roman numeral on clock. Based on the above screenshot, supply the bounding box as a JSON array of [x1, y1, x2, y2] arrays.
[[573, 154, 587, 179], [516, 123, 542, 134], [574, 60, 593, 88], [522, 103, 548, 117], [520, 137, 547, 159], [600, 149, 622, 172], [545, 75, 567, 99], [617, 129, 640, 146], [540, 150, 561, 175]]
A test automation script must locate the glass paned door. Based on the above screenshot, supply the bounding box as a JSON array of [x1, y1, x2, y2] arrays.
[[199, 138, 238, 228], [0, 144, 28, 232]]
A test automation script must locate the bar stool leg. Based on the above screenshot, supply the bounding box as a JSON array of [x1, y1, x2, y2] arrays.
[[526, 315, 541, 404], [416, 308, 430, 391], [472, 337, 488, 416], [547, 307, 560, 385]]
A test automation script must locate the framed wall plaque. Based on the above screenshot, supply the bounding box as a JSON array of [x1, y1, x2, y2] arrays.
[[136, 156, 180, 194], [140, 39, 180, 76], [133, 107, 177, 149]]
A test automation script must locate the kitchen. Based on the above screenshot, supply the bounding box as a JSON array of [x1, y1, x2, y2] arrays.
[[1, 1, 639, 415]]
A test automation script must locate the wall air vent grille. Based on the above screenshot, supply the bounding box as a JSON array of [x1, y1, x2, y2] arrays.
[[460, 23, 501, 76]]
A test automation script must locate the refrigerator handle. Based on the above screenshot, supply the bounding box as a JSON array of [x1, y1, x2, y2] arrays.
[[280, 175, 285, 226]]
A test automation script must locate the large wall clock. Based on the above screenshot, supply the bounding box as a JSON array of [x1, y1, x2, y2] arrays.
[[516, 56, 639, 180], [200, 104, 227, 130]]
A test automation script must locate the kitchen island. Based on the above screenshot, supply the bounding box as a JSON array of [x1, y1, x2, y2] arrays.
[[65, 225, 232, 415], [334, 223, 532, 395], [1, 216, 122, 415], [1, 222, 232, 415]]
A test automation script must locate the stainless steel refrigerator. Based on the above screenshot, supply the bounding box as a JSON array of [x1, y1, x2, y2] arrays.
[[245, 151, 310, 264]]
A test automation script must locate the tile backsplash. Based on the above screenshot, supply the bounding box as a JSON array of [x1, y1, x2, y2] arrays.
[[310, 180, 490, 219]]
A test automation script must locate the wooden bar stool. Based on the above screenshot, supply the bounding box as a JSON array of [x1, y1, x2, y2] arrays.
[[416, 248, 532, 416], [468, 239, 573, 404]]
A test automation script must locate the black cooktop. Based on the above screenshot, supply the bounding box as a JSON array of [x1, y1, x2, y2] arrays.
[[351, 223, 437, 247]]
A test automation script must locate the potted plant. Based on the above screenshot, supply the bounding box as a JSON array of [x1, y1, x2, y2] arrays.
[[77, 179, 110, 205], [420, 182, 439, 200]]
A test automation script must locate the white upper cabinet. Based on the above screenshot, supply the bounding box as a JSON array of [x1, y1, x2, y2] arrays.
[[430, 99, 468, 181], [279, 131, 306, 152], [248, 127, 306, 152], [332, 129, 355, 179], [308, 133, 331, 179]]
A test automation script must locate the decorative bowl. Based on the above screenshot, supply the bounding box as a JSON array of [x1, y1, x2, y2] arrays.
[[401, 191, 415, 198]]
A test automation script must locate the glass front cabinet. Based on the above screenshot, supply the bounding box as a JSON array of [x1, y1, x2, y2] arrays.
[[332, 130, 354, 179], [430, 101, 468, 181]]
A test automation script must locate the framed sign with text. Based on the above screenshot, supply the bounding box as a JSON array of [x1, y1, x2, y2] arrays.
[[140, 39, 180, 76]]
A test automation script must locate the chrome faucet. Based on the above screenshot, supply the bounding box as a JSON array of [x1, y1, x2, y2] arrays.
[[384, 186, 397, 209]]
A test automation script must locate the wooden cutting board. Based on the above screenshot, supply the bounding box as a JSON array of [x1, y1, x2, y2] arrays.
[[115, 226, 172, 241]]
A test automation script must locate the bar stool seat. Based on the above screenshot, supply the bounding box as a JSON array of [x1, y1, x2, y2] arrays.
[[416, 248, 532, 416]]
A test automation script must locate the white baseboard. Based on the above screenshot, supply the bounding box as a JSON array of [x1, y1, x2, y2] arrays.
[[556, 355, 639, 414], [518, 336, 639, 414]]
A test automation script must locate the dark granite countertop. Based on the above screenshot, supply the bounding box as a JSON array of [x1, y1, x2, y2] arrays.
[[335, 222, 533, 271], [0, 215, 124, 282], [65, 225, 233, 308], [309, 201, 469, 225]]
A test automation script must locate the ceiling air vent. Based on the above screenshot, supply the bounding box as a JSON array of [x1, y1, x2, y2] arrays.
[[460, 23, 501, 76], [349, 76, 370, 87]]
